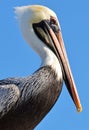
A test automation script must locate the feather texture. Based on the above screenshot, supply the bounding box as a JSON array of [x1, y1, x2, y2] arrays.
[[0, 66, 63, 130]]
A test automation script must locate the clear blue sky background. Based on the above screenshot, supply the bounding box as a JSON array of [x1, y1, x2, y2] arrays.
[[0, 0, 89, 130]]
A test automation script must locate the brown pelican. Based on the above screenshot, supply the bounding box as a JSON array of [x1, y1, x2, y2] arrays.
[[0, 5, 82, 130]]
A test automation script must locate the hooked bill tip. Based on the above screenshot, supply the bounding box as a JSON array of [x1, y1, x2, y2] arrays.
[[77, 105, 82, 113]]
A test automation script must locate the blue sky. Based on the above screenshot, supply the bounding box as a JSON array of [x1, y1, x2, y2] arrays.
[[0, 0, 89, 130]]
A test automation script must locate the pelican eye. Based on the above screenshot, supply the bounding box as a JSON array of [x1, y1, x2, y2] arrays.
[[49, 16, 60, 33]]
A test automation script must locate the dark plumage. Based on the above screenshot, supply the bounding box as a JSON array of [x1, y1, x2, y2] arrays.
[[0, 66, 63, 130], [0, 4, 82, 130]]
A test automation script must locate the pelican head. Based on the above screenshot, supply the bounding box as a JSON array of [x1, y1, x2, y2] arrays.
[[15, 5, 82, 112]]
